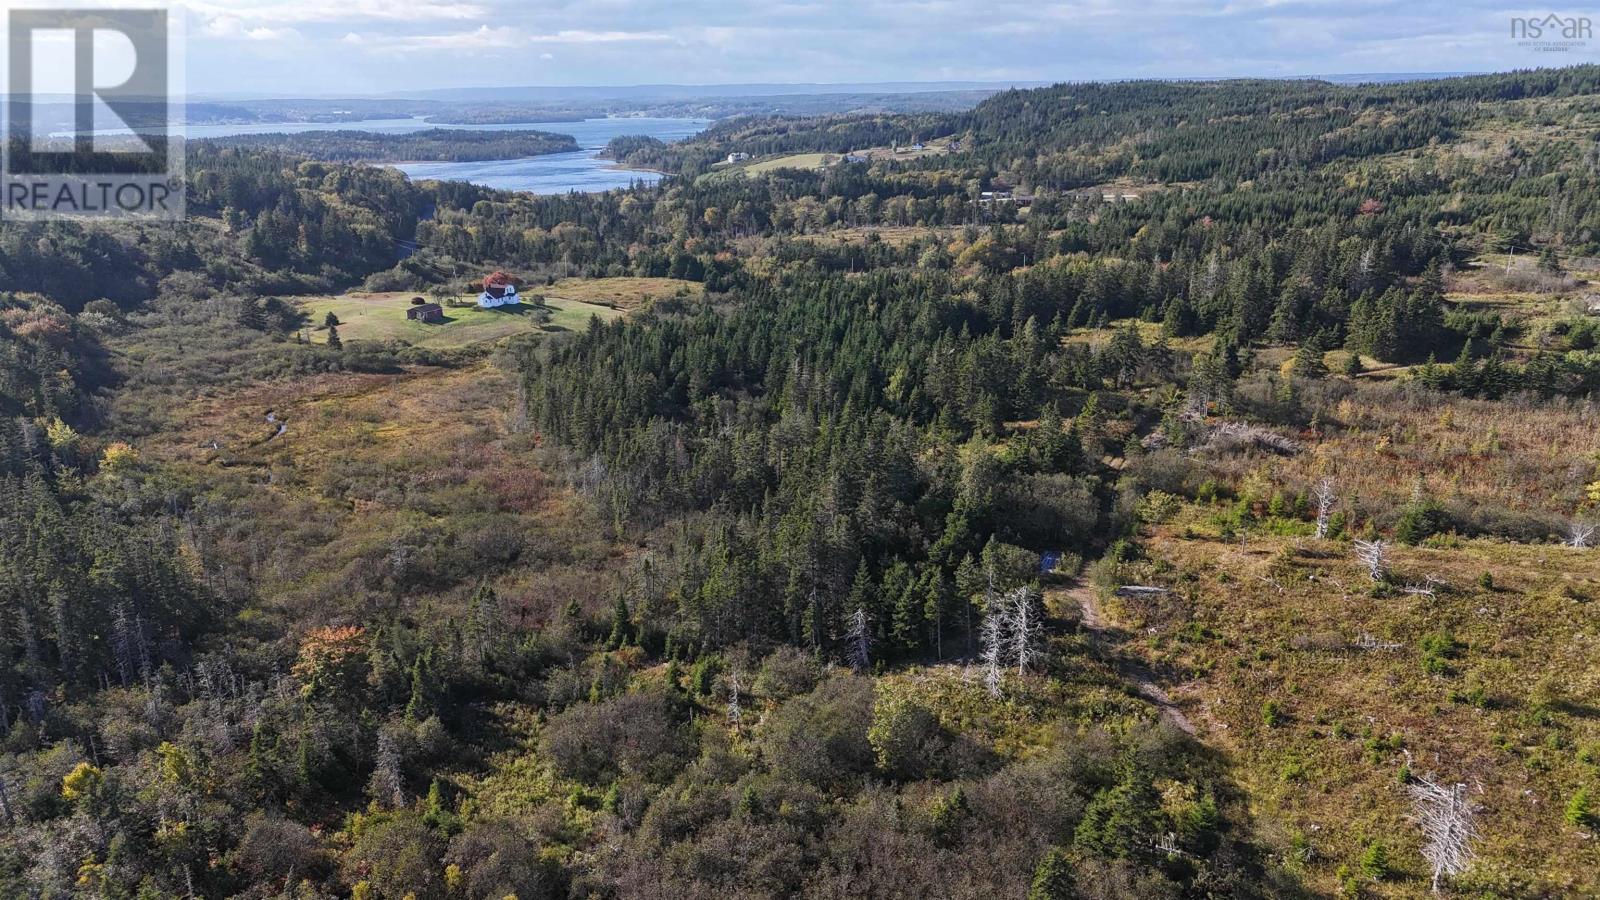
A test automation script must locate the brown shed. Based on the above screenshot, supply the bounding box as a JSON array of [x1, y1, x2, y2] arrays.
[[406, 303, 444, 323]]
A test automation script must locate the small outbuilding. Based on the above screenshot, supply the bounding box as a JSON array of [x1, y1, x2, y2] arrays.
[[406, 302, 445, 323]]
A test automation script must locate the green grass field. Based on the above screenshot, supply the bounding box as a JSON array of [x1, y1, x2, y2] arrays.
[[742, 152, 833, 175], [296, 292, 625, 349]]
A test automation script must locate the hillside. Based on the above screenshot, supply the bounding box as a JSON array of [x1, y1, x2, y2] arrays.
[[5, 68, 1600, 898], [1115, 529, 1600, 897], [201, 129, 581, 163]]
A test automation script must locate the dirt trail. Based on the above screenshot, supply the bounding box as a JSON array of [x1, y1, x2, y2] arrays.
[[1061, 581, 1197, 736]]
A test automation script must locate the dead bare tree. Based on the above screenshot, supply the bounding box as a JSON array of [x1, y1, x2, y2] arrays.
[[369, 730, 405, 809], [1314, 478, 1337, 539], [1153, 832, 1195, 858], [1006, 586, 1043, 676], [0, 769, 13, 826], [1402, 574, 1446, 598], [1567, 521, 1596, 549], [845, 607, 871, 672], [1354, 539, 1388, 582], [726, 669, 743, 728], [1115, 585, 1171, 598], [979, 599, 1008, 697], [1353, 632, 1403, 652], [1407, 766, 1480, 893]]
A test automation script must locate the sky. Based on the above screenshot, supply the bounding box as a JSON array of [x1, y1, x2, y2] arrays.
[[166, 0, 1600, 95]]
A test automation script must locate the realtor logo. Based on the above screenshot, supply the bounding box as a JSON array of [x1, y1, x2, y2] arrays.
[[1511, 13, 1593, 51], [3, 6, 184, 220]]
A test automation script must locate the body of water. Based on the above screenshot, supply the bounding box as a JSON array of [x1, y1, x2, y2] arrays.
[[393, 117, 706, 193], [74, 116, 709, 195]]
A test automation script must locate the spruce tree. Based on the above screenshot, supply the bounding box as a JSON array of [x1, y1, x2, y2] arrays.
[[1292, 340, 1328, 379], [607, 597, 633, 649]]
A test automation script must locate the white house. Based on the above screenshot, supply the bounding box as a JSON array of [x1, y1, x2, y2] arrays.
[[726, 152, 751, 163], [479, 271, 520, 308]]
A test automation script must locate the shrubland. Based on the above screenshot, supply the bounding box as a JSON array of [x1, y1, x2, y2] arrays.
[[4, 68, 1600, 897]]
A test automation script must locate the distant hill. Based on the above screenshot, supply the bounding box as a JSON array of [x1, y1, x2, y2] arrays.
[[199, 128, 579, 163], [379, 81, 1054, 103]]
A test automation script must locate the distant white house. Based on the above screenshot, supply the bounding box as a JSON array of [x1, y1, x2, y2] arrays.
[[478, 271, 520, 308], [844, 152, 869, 164], [726, 152, 751, 163]]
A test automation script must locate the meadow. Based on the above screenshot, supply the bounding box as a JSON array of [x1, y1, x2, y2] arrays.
[[1092, 523, 1600, 897], [296, 293, 624, 349]]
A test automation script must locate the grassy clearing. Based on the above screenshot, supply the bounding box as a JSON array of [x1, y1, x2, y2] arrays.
[[544, 275, 702, 311], [789, 225, 963, 249], [1238, 382, 1599, 520], [295, 291, 624, 349], [1059, 318, 1211, 355], [742, 152, 832, 175], [135, 361, 626, 629], [1096, 525, 1600, 896]]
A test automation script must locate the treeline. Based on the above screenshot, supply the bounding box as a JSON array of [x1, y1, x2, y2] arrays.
[[0, 418, 218, 703], [201, 128, 579, 163], [607, 113, 947, 176]]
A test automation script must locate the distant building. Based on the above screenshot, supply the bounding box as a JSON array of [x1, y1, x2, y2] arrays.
[[726, 152, 751, 163], [978, 189, 1034, 209], [406, 303, 444, 323], [478, 271, 520, 309], [844, 152, 869, 164]]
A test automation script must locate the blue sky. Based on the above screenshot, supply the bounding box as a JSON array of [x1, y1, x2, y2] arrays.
[[177, 1, 1599, 95]]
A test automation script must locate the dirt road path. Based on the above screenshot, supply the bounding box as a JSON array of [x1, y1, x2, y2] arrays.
[[1061, 581, 1197, 736]]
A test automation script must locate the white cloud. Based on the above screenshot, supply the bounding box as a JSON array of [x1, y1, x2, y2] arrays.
[[183, 0, 488, 24], [202, 15, 299, 41], [347, 24, 523, 53], [525, 30, 672, 43], [339, 25, 672, 55]]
